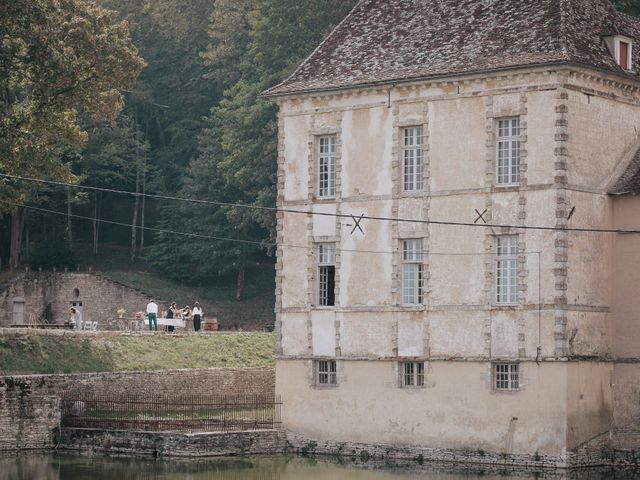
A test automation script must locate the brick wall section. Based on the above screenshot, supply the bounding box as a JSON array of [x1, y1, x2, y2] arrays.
[[0, 273, 154, 326], [59, 429, 287, 457], [0, 368, 275, 452]]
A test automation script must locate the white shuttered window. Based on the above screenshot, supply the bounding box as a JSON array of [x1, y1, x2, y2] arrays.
[[496, 236, 518, 304], [318, 136, 336, 198], [402, 126, 424, 191], [402, 239, 424, 305], [496, 118, 521, 185]]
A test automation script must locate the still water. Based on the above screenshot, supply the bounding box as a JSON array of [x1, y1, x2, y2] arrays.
[[0, 455, 638, 480]]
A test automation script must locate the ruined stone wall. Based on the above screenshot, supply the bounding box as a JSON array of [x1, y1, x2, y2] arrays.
[[0, 368, 275, 451], [0, 273, 154, 327]]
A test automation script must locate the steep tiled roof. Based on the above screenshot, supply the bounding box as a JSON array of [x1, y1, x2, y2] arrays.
[[264, 0, 640, 97]]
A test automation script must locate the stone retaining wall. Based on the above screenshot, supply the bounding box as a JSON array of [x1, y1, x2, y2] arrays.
[[0, 377, 59, 451], [59, 428, 287, 457], [284, 433, 630, 470], [0, 368, 275, 452]]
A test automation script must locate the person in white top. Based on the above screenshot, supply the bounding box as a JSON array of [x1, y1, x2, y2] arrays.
[[146, 300, 158, 331], [192, 302, 203, 332]]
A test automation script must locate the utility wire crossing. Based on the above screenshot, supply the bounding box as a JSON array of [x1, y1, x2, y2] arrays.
[[4, 201, 546, 258], [2, 172, 640, 235]]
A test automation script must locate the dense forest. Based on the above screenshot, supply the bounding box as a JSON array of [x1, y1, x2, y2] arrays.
[[0, 0, 357, 298], [0, 0, 637, 298]]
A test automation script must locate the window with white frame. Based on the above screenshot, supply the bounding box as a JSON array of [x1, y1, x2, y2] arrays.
[[494, 363, 519, 390], [496, 236, 518, 304], [318, 243, 336, 307], [606, 36, 634, 71], [401, 362, 425, 387], [401, 239, 424, 305], [317, 136, 336, 198], [402, 126, 424, 191], [316, 360, 337, 385], [496, 118, 521, 186]]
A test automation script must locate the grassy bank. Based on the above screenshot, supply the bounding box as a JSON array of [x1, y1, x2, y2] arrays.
[[0, 333, 275, 375]]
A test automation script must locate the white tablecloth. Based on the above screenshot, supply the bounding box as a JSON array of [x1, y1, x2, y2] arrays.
[[144, 317, 185, 328]]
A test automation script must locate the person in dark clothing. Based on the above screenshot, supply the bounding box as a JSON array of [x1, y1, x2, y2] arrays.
[[167, 302, 177, 333], [192, 301, 203, 332]]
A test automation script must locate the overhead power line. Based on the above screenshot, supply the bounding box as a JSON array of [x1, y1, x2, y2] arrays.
[[2, 172, 640, 235], [3, 201, 545, 257]]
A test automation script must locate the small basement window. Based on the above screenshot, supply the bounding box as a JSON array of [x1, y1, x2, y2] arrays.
[[401, 361, 425, 388], [315, 360, 337, 386], [494, 363, 520, 391]]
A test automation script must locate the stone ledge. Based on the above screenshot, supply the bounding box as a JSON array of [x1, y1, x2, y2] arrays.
[[58, 428, 287, 458], [284, 432, 638, 470]]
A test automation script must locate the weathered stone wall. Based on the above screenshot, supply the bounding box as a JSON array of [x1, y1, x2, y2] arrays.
[[0, 377, 60, 451], [285, 432, 639, 470], [275, 64, 640, 464], [59, 429, 287, 457], [0, 273, 154, 327], [0, 368, 275, 452]]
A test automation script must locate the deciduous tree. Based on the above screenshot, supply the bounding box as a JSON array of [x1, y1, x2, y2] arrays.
[[0, 0, 144, 268]]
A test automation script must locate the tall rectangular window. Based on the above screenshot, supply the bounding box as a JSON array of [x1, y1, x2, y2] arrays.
[[318, 136, 336, 198], [494, 363, 519, 390], [401, 239, 423, 305], [496, 236, 518, 304], [496, 118, 521, 186], [316, 360, 337, 385], [402, 126, 424, 191], [318, 243, 336, 307], [401, 362, 425, 387]]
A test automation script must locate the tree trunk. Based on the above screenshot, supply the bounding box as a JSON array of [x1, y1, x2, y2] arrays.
[[24, 225, 30, 263], [131, 167, 140, 263], [140, 165, 146, 251], [66, 187, 73, 245], [9, 206, 24, 270], [92, 191, 101, 256], [235, 263, 246, 301]]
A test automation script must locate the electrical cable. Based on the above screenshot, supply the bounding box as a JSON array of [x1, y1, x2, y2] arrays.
[[3, 173, 640, 235], [3, 201, 546, 257]]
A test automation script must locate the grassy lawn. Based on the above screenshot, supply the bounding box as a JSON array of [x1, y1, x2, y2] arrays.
[[0, 333, 275, 375]]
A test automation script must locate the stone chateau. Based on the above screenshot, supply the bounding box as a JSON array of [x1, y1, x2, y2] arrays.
[[264, 0, 640, 467]]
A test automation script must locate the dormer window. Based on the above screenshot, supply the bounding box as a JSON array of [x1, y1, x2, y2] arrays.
[[620, 40, 630, 70], [605, 35, 633, 71]]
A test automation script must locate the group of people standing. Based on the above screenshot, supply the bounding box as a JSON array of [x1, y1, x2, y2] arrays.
[[145, 300, 204, 332]]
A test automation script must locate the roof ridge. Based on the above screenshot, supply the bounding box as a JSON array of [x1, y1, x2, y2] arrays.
[[264, 0, 640, 97], [558, 0, 570, 59], [262, 0, 365, 97]]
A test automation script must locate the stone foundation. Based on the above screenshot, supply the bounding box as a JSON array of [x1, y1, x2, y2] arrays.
[[285, 432, 640, 470], [59, 428, 287, 457]]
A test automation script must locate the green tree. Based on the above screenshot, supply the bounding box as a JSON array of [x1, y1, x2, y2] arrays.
[[614, 1, 640, 16], [149, 0, 358, 298], [0, 0, 144, 269]]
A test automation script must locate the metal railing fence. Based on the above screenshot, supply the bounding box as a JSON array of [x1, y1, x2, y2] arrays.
[[61, 392, 282, 433]]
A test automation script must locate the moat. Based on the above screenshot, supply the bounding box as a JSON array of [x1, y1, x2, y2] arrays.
[[1, 455, 639, 480]]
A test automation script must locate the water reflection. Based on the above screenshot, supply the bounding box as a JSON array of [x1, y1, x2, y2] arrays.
[[0, 454, 638, 480]]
